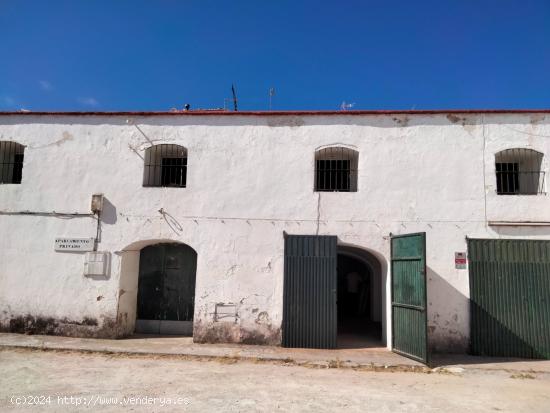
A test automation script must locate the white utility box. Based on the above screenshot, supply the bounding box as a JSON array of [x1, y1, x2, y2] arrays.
[[84, 252, 110, 277]]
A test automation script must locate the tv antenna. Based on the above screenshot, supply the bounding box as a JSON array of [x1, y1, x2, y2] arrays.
[[231, 84, 238, 111], [269, 87, 275, 111], [340, 101, 355, 111]]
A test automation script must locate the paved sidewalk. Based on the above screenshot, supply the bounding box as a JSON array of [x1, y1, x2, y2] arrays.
[[1, 333, 549, 374]]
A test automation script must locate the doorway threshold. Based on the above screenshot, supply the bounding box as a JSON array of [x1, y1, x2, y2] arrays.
[[135, 320, 193, 336]]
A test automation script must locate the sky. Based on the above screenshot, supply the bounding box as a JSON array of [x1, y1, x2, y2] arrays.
[[0, 0, 549, 111]]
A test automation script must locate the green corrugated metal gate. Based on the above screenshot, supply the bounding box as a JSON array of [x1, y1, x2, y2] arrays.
[[469, 239, 550, 359], [282, 235, 338, 349], [391, 233, 429, 364]]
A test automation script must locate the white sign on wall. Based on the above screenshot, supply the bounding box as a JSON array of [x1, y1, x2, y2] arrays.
[[55, 238, 95, 252], [455, 252, 467, 269]]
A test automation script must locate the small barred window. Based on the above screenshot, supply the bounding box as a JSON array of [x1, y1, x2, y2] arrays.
[[143, 144, 187, 188], [495, 148, 544, 195], [0, 141, 25, 184], [315, 147, 358, 192]]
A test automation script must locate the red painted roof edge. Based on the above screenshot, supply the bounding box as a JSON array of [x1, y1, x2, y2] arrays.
[[0, 109, 550, 116]]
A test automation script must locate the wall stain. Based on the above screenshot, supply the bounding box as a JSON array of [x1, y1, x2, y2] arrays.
[[266, 116, 305, 128], [530, 113, 546, 124], [260, 261, 272, 273], [31, 131, 74, 149], [447, 114, 463, 124], [445, 113, 479, 135], [2, 315, 118, 338], [224, 265, 238, 278], [428, 318, 468, 354], [392, 116, 409, 127], [255, 311, 271, 325], [59, 131, 74, 145], [193, 321, 281, 345]]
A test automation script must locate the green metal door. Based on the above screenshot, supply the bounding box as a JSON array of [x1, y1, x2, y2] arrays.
[[391, 232, 429, 364], [469, 239, 550, 359], [282, 235, 338, 349]]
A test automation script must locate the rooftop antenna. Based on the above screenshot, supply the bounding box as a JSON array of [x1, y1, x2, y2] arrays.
[[231, 84, 238, 111], [269, 87, 275, 111], [340, 101, 355, 111]]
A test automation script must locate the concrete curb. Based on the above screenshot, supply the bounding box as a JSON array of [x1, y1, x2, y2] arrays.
[[2, 333, 549, 376], [1, 343, 433, 373]]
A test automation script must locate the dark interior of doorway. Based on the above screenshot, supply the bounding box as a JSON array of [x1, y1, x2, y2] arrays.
[[337, 253, 382, 348]]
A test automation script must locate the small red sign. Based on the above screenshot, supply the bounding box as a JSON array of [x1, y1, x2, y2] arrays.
[[455, 252, 467, 269]]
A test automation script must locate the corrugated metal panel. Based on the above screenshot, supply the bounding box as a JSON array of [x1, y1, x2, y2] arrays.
[[391, 232, 429, 364], [469, 239, 550, 359], [282, 235, 337, 349]]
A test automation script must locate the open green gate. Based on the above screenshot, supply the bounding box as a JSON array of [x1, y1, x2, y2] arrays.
[[391, 232, 429, 364], [282, 235, 338, 349], [469, 239, 550, 359]]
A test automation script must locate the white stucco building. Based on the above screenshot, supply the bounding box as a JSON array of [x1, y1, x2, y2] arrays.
[[1, 110, 549, 361]]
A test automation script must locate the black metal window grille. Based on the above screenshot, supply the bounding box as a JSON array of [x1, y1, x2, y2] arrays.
[[0, 141, 25, 184], [161, 157, 186, 187], [143, 144, 187, 188], [496, 162, 519, 194], [495, 148, 545, 195], [315, 147, 358, 192]]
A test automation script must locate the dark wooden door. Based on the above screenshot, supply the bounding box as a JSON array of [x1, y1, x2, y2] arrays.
[[137, 243, 197, 326]]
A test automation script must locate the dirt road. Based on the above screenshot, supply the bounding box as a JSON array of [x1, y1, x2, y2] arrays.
[[1, 348, 549, 412]]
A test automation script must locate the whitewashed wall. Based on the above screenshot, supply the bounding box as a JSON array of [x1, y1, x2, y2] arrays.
[[0, 112, 549, 352]]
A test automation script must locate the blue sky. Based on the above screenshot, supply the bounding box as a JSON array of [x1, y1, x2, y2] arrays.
[[0, 1, 549, 111]]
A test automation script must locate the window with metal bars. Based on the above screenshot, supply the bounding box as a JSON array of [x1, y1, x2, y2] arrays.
[[314, 147, 358, 192], [0, 141, 25, 184], [495, 148, 544, 195], [143, 144, 187, 187]]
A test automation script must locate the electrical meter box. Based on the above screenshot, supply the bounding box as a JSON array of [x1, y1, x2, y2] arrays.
[[84, 252, 110, 277]]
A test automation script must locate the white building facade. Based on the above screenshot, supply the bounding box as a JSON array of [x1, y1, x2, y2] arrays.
[[1, 110, 549, 359]]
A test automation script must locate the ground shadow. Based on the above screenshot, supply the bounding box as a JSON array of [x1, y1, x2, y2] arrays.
[[427, 266, 548, 366]]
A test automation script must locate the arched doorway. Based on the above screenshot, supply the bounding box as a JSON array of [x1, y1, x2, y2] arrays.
[[135, 243, 197, 335], [337, 245, 383, 348]]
